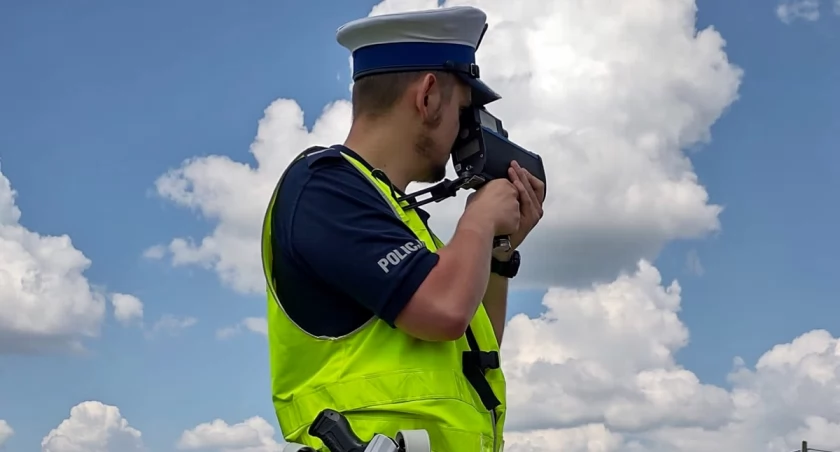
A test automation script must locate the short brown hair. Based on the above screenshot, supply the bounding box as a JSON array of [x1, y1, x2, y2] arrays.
[[351, 71, 457, 120]]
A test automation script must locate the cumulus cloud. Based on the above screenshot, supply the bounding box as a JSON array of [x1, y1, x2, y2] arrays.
[[110, 293, 144, 327], [502, 261, 722, 434], [501, 262, 840, 452], [776, 0, 821, 22], [0, 420, 13, 446], [148, 0, 742, 292], [0, 163, 106, 354], [41, 401, 144, 452], [177, 417, 283, 452], [216, 317, 267, 340], [107, 291, 197, 339]]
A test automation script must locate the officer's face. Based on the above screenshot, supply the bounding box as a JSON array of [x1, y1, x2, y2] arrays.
[[415, 77, 471, 184]]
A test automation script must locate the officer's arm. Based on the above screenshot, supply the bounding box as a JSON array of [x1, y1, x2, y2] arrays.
[[396, 213, 496, 341], [480, 272, 508, 345], [287, 163, 493, 342]]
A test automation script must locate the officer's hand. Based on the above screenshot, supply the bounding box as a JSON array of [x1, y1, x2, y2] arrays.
[[506, 160, 546, 251], [466, 179, 520, 236]]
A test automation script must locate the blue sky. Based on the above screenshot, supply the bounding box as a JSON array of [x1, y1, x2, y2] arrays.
[[1, 1, 839, 451]]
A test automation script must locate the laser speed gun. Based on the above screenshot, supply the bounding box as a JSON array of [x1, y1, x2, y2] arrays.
[[399, 106, 547, 251]]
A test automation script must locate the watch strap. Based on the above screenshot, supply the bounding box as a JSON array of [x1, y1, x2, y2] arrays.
[[491, 250, 520, 278]]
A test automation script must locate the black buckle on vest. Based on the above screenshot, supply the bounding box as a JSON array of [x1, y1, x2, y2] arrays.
[[462, 327, 501, 412], [463, 350, 499, 372]]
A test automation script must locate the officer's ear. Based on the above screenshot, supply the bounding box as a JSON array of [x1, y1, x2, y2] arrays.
[[415, 72, 442, 121]]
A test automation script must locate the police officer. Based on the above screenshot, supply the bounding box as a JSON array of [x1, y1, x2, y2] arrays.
[[260, 6, 545, 452]]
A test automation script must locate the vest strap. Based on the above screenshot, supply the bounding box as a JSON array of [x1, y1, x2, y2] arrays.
[[462, 327, 501, 411]]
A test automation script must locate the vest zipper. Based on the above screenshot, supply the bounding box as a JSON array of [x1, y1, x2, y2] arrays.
[[490, 408, 497, 451]]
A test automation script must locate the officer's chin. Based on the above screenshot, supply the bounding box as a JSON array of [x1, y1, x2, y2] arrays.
[[430, 164, 447, 183], [418, 163, 447, 184]]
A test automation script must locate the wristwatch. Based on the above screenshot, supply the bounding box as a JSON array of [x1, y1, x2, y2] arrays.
[[491, 250, 521, 278]]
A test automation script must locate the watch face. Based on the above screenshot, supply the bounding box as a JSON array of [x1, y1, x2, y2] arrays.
[[506, 251, 521, 277]]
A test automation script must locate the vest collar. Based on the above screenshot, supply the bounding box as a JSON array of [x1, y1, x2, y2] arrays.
[[331, 144, 432, 223]]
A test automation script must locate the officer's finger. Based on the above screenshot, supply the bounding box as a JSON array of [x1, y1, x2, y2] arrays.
[[509, 167, 532, 212], [518, 167, 540, 211], [512, 162, 535, 185], [507, 167, 522, 189], [507, 163, 520, 183], [524, 170, 546, 204], [501, 174, 518, 194], [516, 168, 544, 219]]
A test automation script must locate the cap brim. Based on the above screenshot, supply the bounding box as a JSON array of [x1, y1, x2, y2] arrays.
[[458, 75, 501, 106]]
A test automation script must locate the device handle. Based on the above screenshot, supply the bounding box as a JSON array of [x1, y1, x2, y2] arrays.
[[493, 235, 511, 253], [308, 409, 367, 452]]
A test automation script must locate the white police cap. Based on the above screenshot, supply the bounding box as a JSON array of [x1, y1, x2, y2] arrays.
[[336, 6, 501, 106]]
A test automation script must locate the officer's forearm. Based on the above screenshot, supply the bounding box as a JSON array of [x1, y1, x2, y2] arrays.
[[482, 273, 508, 345], [437, 217, 496, 318], [398, 214, 495, 341]]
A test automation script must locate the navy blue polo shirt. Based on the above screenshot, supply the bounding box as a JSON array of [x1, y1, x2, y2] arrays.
[[271, 145, 440, 337]]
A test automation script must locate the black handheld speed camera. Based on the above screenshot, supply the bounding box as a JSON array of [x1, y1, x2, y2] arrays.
[[398, 106, 547, 251], [452, 107, 546, 190]]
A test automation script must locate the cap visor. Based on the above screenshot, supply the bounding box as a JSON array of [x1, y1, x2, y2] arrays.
[[458, 75, 501, 106]]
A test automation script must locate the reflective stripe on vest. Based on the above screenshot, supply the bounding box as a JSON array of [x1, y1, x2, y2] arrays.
[[262, 147, 507, 452]]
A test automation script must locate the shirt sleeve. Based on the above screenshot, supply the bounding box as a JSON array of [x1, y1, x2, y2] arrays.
[[280, 162, 440, 327]]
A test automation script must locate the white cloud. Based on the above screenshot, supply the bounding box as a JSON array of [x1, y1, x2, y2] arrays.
[[775, 0, 840, 20], [0, 420, 13, 447], [144, 314, 197, 339], [142, 244, 166, 260], [149, 0, 742, 292], [216, 317, 268, 340], [503, 261, 730, 435], [0, 163, 106, 354], [107, 292, 197, 338], [776, 0, 821, 23], [41, 401, 144, 452], [501, 261, 840, 452], [147, 99, 351, 294], [504, 424, 625, 452], [177, 417, 283, 452], [110, 293, 144, 327]]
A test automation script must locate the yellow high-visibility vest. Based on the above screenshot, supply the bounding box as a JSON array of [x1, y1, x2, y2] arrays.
[[261, 147, 507, 451]]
